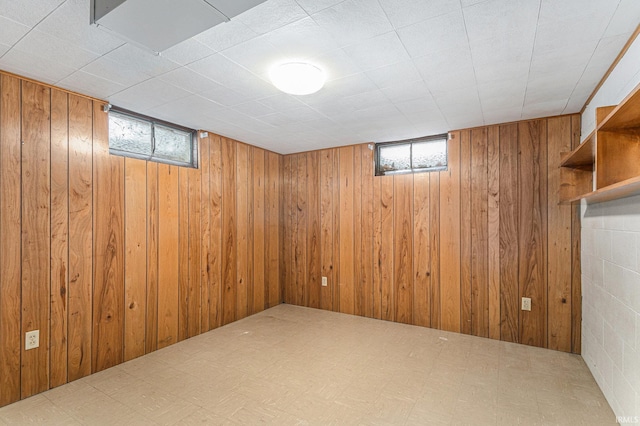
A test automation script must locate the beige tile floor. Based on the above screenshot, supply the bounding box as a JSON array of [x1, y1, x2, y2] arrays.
[[0, 304, 616, 425]]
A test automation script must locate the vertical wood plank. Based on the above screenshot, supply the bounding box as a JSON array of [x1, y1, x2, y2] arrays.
[[307, 151, 321, 309], [188, 166, 201, 337], [547, 116, 572, 352], [0, 75, 22, 404], [353, 147, 363, 316], [429, 172, 441, 329], [282, 155, 293, 304], [157, 164, 179, 349], [21, 80, 51, 398], [471, 128, 489, 337], [252, 148, 266, 313], [92, 100, 124, 372], [332, 151, 341, 312], [266, 152, 280, 308], [320, 150, 334, 311], [460, 130, 472, 334], [236, 143, 249, 320], [338, 146, 355, 315], [209, 136, 222, 328], [146, 162, 158, 353], [413, 172, 430, 327], [177, 168, 189, 342], [439, 132, 461, 332], [50, 89, 69, 388], [67, 95, 93, 380], [488, 126, 501, 340], [394, 173, 413, 325], [360, 145, 374, 319], [199, 136, 211, 331], [124, 158, 147, 361], [221, 138, 237, 325], [570, 114, 582, 354], [379, 175, 394, 321], [499, 124, 519, 343], [518, 120, 548, 348], [295, 154, 308, 307]]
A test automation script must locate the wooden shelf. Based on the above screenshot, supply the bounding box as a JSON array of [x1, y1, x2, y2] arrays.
[[563, 176, 640, 204], [560, 82, 640, 204], [560, 131, 595, 169]]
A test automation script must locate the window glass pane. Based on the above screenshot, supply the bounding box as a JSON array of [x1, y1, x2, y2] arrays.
[[109, 111, 152, 156], [379, 143, 411, 173], [412, 139, 447, 170], [153, 124, 192, 163]]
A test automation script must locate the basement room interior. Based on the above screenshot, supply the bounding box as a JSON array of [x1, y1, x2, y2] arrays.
[[0, 0, 639, 424]]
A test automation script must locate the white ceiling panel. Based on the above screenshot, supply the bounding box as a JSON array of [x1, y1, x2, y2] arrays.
[[365, 60, 422, 89], [104, 44, 180, 77], [342, 32, 410, 72], [195, 19, 258, 52], [0, 47, 76, 83], [378, 0, 461, 30], [306, 48, 361, 81], [108, 79, 192, 111], [0, 0, 638, 154], [605, 0, 640, 37], [58, 70, 127, 98], [397, 10, 469, 58], [37, 0, 124, 55], [12, 29, 98, 70], [158, 68, 226, 94], [262, 17, 340, 60], [294, 0, 346, 15], [311, 0, 394, 47], [463, 0, 539, 43], [236, 0, 307, 34], [382, 80, 432, 103], [232, 100, 276, 117], [0, 0, 65, 27], [160, 39, 216, 66], [221, 36, 283, 75], [256, 93, 306, 110], [0, 43, 10, 58], [81, 56, 152, 87], [0, 16, 31, 46]]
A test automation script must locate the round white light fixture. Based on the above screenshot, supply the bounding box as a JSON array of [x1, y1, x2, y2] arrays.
[[269, 62, 325, 96]]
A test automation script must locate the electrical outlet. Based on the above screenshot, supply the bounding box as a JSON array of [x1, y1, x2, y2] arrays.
[[25, 330, 39, 350], [321, 276, 328, 287], [521, 297, 532, 311]]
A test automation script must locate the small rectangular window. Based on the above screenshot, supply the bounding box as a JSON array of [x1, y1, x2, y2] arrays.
[[375, 134, 448, 176], [108, 107, 198, 168]]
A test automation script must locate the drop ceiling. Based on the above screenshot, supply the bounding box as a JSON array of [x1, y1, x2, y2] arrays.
[[0, 0, 638, 154]]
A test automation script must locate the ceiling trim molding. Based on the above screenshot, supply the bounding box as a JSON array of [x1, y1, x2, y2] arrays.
[[580, 23, 640, 114]]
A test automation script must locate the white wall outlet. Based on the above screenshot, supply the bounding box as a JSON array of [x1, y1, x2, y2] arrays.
[[25, 330, 39, 350], [321, 276, 328, 287], [521, 297, 532, 311]]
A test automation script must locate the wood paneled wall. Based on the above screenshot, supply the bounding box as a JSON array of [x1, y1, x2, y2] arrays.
[[0, 73, 282, 407], [282, 115, 582, 354]]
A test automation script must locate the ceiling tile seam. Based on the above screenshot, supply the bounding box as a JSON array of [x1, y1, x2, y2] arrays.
[[459, 1, 485, 126], [0, 0, 69, 62], [561, 1, 624, 115], [520, 0, 543, 121], [63, 41, 129, 87], [293, 0, 347, 15], [387, 13, 448, 131]]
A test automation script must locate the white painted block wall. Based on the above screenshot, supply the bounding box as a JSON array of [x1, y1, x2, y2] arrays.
[[580, 35, 640, 422]]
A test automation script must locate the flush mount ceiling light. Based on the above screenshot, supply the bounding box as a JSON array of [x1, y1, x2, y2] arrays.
[[269, 62, 325, 96]]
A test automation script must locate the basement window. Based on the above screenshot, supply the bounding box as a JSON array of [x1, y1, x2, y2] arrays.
[[108, 107, 198, 168], [375, 134, 448, 176]]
